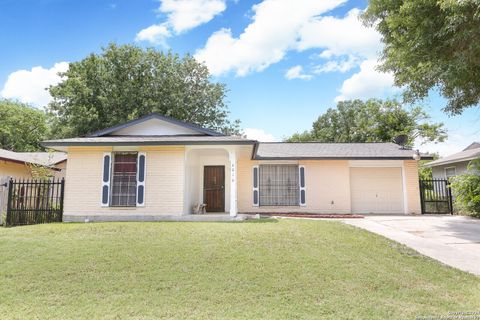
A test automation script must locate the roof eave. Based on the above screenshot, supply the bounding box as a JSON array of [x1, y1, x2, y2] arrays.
[[253, 156, 432, 160], [53, 158, 68, 165], [41, 140, 256, 148], [423, 156, 478, 168], [0, 156, 62, 171]]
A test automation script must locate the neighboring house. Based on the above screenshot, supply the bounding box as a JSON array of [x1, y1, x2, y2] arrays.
[[424, 142, 480, 179], [0, 148, 67, 179], [41, 113, 432, 222]]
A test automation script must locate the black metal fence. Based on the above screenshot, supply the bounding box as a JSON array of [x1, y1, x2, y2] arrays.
[[419, 179, 453, 214], [6, 178, 64, 226]]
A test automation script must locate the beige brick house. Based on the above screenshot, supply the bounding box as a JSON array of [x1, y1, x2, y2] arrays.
[[42, 113, 431, 222]]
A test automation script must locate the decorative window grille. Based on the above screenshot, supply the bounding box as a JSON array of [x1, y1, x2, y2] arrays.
[[111, 153, 137, 207], [259, 164, 299, 206]]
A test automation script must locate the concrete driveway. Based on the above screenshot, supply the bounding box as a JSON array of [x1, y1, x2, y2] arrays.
[[343, 215, 480, 276]]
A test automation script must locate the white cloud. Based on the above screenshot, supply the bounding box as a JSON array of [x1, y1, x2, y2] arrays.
[[335, 59, 396, 101], [285, 65, 312, 80], [314, 55, 358, 74], [298, 9, 396, 102], [195, 0, 345, 76], [303, 8, 382, 76], [135, 23, 171, 46], [417, 133, 479, 157], [136, 0, 226, 45], [297, 9, 381, 59], [243, 128, 277, 142], [1, 62, 69, 107], [160, 0, 226, 33]]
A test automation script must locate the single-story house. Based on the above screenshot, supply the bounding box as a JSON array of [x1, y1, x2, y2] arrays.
[[42, 113, 432, 222], [424, 142, 480, 179], [0, 148, 67, 180]]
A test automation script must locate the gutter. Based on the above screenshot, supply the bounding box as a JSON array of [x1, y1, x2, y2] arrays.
[[423, 156, 478, 168]]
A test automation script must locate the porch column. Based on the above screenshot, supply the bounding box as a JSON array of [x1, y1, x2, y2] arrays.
[[228, 150, 237, 217]]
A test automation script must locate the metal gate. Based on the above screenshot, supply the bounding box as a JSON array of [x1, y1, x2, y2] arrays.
[[5, 178, 65, 226], [419, 179, 453, 214]]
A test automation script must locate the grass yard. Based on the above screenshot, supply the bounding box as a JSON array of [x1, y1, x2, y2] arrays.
[[1, 219, 479, 319]]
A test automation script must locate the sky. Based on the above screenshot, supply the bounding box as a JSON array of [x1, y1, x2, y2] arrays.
[[0, 0, 479, 156]]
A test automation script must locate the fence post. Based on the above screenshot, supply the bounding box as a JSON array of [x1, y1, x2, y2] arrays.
[[447, 180, 454, 215], [59, 178, 65, 221], [0, 177, 8, 225], [6, 178, 13, 226], [419, 180, 425, 214]]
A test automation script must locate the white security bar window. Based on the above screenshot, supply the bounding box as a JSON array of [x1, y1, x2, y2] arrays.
[[259, 164, 299, 206], [111, 152, 138, 207]]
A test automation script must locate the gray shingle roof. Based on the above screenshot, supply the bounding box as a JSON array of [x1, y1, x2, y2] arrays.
[[424, 145, 480, 167], [42, 135, 256, 147], [0, 149, 67, 166], [41, 138, 433, 160], [463, 142, 480, 151], [253, 143, 433, 160]]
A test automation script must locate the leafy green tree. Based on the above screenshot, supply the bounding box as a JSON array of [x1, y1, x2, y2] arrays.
[[286, 99, 447, 147], [363, 0, 480, 115], [0, 99, 48, 151], [451, 159, 480, 217], [47, 43, 239, 138], [418, 154, 440, 180]]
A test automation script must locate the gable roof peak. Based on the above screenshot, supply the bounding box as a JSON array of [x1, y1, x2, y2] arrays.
[[463, 141, 480, 151], [88, 113, 225, 137]]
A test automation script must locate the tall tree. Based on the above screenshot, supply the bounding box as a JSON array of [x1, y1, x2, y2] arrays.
[[286, 99, 447, 147], [0, 99, 48, 152], [47, 43, 240, 138], [363, 0, 480, 115]]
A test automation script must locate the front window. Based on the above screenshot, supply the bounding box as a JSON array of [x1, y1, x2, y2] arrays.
[[445, 167, 456, 180], [259, 164, 299, 206], [111, 152, 137, 207]]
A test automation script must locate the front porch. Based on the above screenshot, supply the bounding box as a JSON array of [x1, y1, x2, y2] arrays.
[[184, 146, 239, 217]]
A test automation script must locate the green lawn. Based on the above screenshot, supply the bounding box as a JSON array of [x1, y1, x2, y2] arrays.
[[1, 219, 479, 319]]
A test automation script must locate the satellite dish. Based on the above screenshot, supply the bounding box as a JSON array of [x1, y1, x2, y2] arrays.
[[393, 134, 408, 148]]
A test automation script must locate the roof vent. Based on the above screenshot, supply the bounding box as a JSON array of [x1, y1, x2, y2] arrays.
[[393, 134, 409, 149]]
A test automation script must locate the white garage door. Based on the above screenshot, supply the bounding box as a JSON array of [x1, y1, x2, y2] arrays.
[[350, 167, 404, 214]]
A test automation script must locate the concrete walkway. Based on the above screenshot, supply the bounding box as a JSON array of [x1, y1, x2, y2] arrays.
[[342, 215, 480, 276]]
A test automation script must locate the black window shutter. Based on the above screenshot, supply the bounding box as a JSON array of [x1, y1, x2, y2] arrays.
[[253, 166, 259, 206], [102, 153, 111, 206], [137, 153, 146, 206]]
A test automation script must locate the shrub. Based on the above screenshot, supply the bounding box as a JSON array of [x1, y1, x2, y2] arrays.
[[450, 159, 480, 217]]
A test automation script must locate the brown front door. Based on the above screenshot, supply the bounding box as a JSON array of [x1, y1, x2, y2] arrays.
[[203, 166, 225, 212]]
